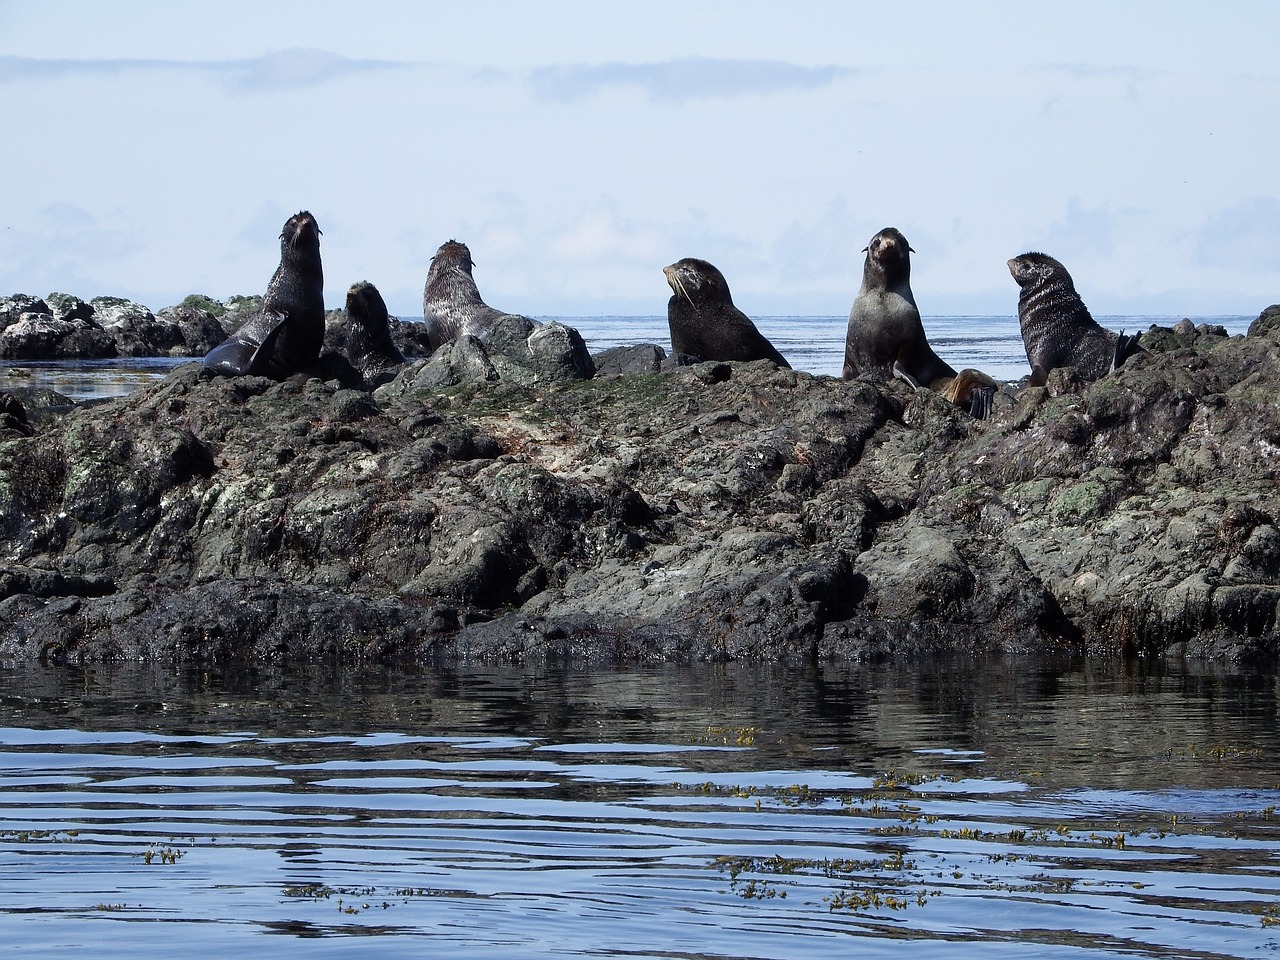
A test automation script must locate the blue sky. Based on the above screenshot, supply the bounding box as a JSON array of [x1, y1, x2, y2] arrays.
[[1, 0, 1277, 319]]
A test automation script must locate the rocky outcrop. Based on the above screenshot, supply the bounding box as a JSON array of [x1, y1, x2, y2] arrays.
[[0, 293, 232, 359], [0, 313, 1277, 667]]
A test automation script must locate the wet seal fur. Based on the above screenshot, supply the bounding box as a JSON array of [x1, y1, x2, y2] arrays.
[[422, 240, 534, 351], [203, 211, 325, 379], [843, 227, 996, 418], [1008, 252, 1143, 386], [343, 281, 405, 378], [662, 258, 790, 367]]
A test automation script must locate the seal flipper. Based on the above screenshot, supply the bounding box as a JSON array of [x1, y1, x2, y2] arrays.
[[1111, 329, 1142, 373], [891, 359, 923, 390], [202, 310, 289, 376], [968, 385, 995, 420]]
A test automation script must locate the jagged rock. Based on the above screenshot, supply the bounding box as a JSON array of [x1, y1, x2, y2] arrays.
[[593, 343, 667, 376], [44, 292, 94, 323], [155, 304, 231, 355], [0, 311, 117, 359], [0, 316, 1278, 666], [1249, 304, 1280, 337], [0, 295, 51, 330]]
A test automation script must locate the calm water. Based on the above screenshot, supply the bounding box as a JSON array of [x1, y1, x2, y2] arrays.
[[0, 660, 1278, 958], [0, 315, 1255, 401]]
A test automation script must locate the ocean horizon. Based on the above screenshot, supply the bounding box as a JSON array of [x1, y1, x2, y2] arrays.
[[5, 313, 1256, 402]]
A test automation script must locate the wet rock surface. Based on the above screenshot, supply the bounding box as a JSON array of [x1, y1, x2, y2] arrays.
[[1, 312, 1278, 666]]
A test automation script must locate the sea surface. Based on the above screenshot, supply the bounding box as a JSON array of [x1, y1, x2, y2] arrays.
[[0, 660, 1278, 958], [0, 314, 1255, 401]]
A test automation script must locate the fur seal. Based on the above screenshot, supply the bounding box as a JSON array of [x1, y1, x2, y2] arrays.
[[843, 227, 996, 417], [343, 281, 405, 377], [203, 211, 325, 379], [422, 240, 532, 351], [662, 258, 790, 367], [1007, 252, 1143, 386]]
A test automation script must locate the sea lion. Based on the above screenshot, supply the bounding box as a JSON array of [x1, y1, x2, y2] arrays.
[[1007, 252, 1143, 386], [662, 258, 790, 367], [203, 211, 325, 379], [422, 240, 533, 351], [843, 227, 996, 418], [343, 281, 405, 377]]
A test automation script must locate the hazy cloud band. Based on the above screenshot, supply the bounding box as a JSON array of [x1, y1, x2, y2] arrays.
[[528, 56, 856, 102], [0, 49, 408, 92]]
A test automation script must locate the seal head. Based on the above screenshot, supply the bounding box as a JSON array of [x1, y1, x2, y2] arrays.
[[1008, 252, 1143, 386], [662, 258, 790, 367], [203, 211, 325, 379]]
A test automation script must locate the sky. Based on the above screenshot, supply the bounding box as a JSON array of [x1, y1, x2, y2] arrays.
[[1, 0, 1278, 320]]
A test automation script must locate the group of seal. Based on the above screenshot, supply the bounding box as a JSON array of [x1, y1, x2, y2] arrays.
[[203, 212, 1143, 414], [202, 212, 408, 383]]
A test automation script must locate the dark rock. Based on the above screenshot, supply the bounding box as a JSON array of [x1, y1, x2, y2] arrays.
[[592, 343, 667, 376], [156, 304, 230, 355], [1248, 304, 1280, 338], [2, 326, 1280, 666], [0, 311, 117, 359], [0, 295, 51, 330], [45, 292, 94, 323], [92, 296, 187, 357], [388, 317, 435, 358]]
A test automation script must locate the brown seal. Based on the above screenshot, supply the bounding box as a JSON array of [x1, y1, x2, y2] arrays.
[[343, 281, 405, 378], [422, 240, 533, 351], [202, 211, 325, 379], [843, 227, 996, 417], [662, 258, 790, 367], [1007, 252, 1143, 386]]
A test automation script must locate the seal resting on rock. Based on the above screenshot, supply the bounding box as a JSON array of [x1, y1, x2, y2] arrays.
[[343, 281, 405, 378], [843, 227, 996, 418], [1007, 252, 1143, 387], [422, 240, 535, 351], [662, 258, 790, 367], [203, 211, 325, 379]]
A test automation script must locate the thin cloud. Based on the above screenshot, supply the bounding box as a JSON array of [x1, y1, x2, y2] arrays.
[[1196, 198, 1280, 273], [528, 56, 856, 103], [0, 49, 409, 92]]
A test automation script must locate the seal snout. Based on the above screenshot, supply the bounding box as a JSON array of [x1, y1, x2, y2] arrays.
[[663, 262, 695, 306]]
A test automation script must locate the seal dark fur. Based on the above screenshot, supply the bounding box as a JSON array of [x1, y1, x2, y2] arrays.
[[662, 258, 790, 367], [343, 281, 405, 377], [843, 227, 995, 417], [203, 211, 325, 379], [1008, 252, 1143, 386], [422, 240, 529, 351]]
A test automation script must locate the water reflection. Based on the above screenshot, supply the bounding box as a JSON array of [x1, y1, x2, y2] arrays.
[[0, 659, 1278, 957], [2, 357, 191, 402]]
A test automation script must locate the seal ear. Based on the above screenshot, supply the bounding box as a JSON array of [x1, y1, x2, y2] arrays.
[[907, 245, 915, 253], [861, 245, 870, 253]]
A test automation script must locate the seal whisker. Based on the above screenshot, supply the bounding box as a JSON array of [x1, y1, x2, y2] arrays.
[[672, 274, 695, 308]]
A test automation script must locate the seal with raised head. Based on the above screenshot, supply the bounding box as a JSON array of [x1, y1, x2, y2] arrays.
[[422, 240, 532, 351], [203, 211, 325, 379], [343, 280, 405, 377], [1007, 252, 1143, 386], [662, 258, 790, 367], [843, 227, 996, 417]]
